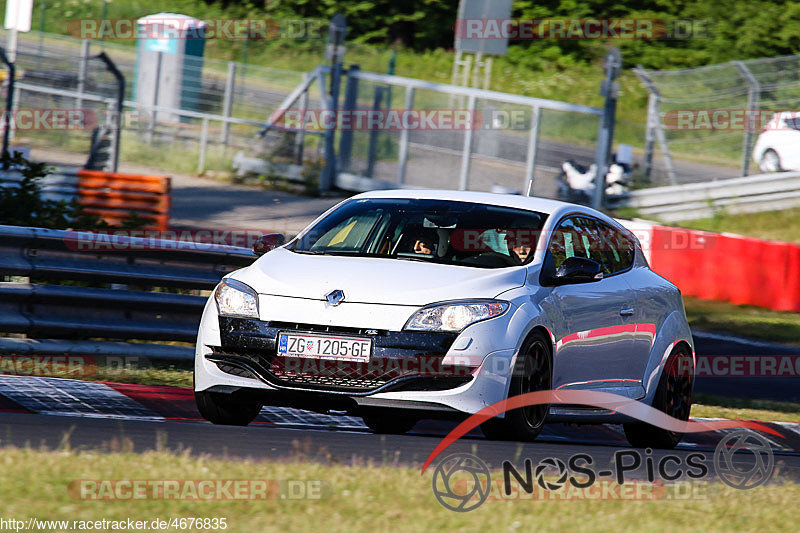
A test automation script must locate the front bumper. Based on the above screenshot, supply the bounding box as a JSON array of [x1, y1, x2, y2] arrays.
[[194, 297, 520, 416], [209, 317, 474, 394]]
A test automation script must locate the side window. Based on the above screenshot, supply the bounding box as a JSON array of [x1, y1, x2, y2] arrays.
[[548, 216, 599, 271], [597, 221, 636, 273]]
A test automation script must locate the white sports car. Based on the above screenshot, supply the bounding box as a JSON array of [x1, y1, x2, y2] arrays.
[[195, 190, 695, 448]]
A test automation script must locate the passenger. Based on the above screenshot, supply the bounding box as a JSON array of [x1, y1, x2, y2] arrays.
[[413, 236, 435, 255]]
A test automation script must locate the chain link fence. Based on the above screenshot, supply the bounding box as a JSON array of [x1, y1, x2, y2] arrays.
[[0, 29, 617, 199], [635, 54, 800, 185]]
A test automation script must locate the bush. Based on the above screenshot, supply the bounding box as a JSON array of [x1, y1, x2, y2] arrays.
[[0, 152, 144, 230]]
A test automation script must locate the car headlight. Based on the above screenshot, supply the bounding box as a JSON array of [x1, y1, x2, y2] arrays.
[[404, 300, 510, 332], [214, 279, 259, 319]]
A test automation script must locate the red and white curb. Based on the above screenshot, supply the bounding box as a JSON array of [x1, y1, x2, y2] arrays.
[[0, 375, 797, 452]]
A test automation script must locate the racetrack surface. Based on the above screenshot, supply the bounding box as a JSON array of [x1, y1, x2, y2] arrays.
[[0, 330, 796, 483]]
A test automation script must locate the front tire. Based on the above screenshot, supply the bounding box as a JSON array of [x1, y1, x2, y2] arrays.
[[195, 389, 262, 426], [481, 332, 552, 442], [760, 149, 782, 173], [624, 346, 694, 449]]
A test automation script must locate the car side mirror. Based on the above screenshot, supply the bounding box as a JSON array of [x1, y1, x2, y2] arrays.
[[552, 256, 604, 285], [253, 233, 285, 256]]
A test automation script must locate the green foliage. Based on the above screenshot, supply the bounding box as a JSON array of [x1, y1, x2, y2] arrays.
[[0, 152, 144, 230], [22, 0, 800, 70]]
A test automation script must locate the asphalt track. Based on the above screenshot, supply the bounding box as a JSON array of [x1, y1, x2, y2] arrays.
[[0, 330, 797, 483]]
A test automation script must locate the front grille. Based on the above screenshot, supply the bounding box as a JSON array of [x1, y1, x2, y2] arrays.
[[213, 317, 467, 394], [215, 361, 258, 380]]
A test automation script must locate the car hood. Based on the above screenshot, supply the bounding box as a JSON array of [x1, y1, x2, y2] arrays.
[[232, 247, 527, 306]]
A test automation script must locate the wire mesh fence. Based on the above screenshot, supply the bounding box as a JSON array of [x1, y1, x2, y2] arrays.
[[636, 53, 800, 184], [0, 28, 610, 199]]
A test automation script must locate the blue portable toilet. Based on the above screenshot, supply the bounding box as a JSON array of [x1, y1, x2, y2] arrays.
[[133, 13, 206, 122]]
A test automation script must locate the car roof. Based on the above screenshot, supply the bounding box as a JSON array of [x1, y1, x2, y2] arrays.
[[350, 189, 611, 221]]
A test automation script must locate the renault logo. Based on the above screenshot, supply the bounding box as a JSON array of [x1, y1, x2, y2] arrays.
[[326, 289, 345, 306]]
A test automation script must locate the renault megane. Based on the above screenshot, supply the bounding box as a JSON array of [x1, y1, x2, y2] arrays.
[[195, 190, 694, 449]]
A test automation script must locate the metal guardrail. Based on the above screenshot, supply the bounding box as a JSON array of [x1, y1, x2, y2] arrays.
[[0, 225, 255, 360], [616, 171, 800, 222]]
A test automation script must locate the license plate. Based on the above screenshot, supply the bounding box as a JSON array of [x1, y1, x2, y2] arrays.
[[277, 333, 372, 361]]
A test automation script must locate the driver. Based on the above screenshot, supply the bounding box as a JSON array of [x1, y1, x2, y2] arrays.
[[505, 229, 535, 264]]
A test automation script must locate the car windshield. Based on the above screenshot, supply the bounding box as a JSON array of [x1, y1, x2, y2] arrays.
[[291, 198, 548, 268]]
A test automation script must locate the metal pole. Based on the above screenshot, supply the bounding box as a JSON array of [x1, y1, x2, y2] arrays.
[[295, 73, 310, 165], [592, 48, 622, 210], [734, 61, 760, 177], [0, 48, 15, 166], [396, 86, 414, 184], [366, 86, 385, 178], [37, 1, 46, 67], [458, 94, 477, 191], [77, 39, 90, 111], [6, 30, 18, 64], [94, 51, 125, 172], [338, 65, 360, 174], [643, 92, 657, 182], [220, 61, 236, 145], [198, 117, 209, 174], [635, 67, 677, 185], [524, 106, 541, 196], [320, 14, 346, 192], [148, 51, 162, 144]]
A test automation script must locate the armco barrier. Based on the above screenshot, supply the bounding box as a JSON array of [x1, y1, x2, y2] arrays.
[[0, 225, 255, 359], [0, 168, 171, 231], [647, 225, 800, 312]]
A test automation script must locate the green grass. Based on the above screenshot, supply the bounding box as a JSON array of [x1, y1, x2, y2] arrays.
[[0, 447, 797, 532], [682, 208, 800, 245], [682, 296, 800, 346], [692, 395, 800, 423]]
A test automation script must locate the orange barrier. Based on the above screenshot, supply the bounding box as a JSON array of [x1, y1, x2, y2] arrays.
[[76, 170, 171, 230], [649, 226, 800, 312]]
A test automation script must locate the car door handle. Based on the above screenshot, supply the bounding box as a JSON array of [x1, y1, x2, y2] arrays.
[[620, 308, 635, 317]]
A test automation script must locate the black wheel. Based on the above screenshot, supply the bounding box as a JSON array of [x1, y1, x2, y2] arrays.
[[195, 389, 262, 426], [362, 413, 418, 434], [760, 149, 782, 173], [624, 346, 694, 449], [481, 332, 552, 441]]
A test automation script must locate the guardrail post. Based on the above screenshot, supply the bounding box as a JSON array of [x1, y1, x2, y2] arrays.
[[198, 117, 209, 174], [220, 61, 236, 146], [734, 61, 760, 177], [396, 86, 414, 185], [524, 106, 541, 196], [458, 94, 477, 191]]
